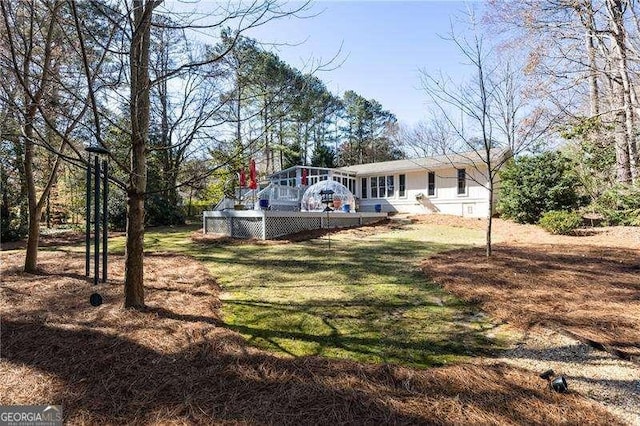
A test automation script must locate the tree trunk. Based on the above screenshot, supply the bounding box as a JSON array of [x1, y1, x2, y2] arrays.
[[23, 117, 38, 272], [584, 2, 600, 117], [264, 100, 270, 173], [587, 32, 600, 116], [124, 0, 155, 309], [124, 190, 145, 307], [607, 0, 634, 183], [486, 184, 493, 258], [24, 204, 42, 272], [236, 68, 242, 147], [484, 148, 494, 257], [303, 122, 309, 165], [278, 118, 284, 170]]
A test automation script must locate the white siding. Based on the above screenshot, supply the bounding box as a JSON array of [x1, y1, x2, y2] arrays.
[[356, 166, 495, 218]]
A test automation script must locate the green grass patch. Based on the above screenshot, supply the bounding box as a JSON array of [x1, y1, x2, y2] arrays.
[[108, 225, 200, 254], [110, 221, 503, 368]]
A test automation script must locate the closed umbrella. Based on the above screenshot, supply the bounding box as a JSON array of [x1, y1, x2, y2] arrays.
[[249, 159, 257, 190]]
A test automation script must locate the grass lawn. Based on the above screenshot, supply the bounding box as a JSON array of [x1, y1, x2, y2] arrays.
[[3, 219, 631, 423], [111, 220, 503, 368]]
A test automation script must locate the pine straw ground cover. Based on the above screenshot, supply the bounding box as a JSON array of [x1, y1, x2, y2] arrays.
[[419, 217, 640, 361], [0, 249, 620, 424]]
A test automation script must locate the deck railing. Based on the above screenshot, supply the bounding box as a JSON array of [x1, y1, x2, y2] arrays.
[[203, 210, 387, 240]]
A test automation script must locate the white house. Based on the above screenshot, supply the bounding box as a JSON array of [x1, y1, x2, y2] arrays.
[[340, 149, 512, 217], [264, 148, 512, 218], [204, 149, 511, 239]]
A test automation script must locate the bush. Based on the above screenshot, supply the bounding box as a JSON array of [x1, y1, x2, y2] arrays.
[[539, 210, 583, 235], [146, 193, 185, 227], [498, 152, 586, 224], [1, 212, 27, 242], [107, 189, 187, 231], [589, 185, 640, 226]]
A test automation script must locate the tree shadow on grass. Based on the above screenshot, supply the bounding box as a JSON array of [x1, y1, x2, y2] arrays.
[[218, 298, 498, 365], [192, 237, 497, 366]]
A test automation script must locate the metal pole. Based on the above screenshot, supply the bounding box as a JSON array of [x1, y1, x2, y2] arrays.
[[102, 160, 108, 283], [94, 155, 100, 286], [327, 210, 331, 249], [85, 155, 91, 276]]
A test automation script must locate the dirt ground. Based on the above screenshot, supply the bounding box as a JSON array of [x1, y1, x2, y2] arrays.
[[0, 247, 621, 425]]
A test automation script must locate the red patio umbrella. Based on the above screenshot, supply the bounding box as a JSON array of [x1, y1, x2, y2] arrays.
[[301, 168, 308, 186], [239, 169, 246, 187], [249, 159, 257, 190]]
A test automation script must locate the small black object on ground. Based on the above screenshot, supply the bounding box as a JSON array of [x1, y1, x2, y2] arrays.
[[539, 369, 568, 393], [551, 376, 568, 393], [90, 293, 103, 307]]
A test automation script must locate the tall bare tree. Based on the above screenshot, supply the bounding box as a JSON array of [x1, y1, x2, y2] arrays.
[[420, 16, 555, 256], [606, 0, 637, 182], [487, 0, 639, 183], [72, 0, 310, 308], [0, 0, 93, 272]]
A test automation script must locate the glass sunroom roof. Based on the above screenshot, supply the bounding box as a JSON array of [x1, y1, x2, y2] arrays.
[[301, 179, 355, 212]]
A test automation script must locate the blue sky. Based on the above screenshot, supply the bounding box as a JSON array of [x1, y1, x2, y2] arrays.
[[244, 1, 479, 127], [165, 0, 481, 127]]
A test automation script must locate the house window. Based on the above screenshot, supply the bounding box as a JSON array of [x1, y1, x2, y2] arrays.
[[369, 175, 395, 198], [428, 172, 435, 196], [361, 178, 367, 199], [370, 177, 377, 199], [457, 168, 466, 195], [386, 176, 394, 197], [399, 174, 406, 197], [376, 177, 383, 198]]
